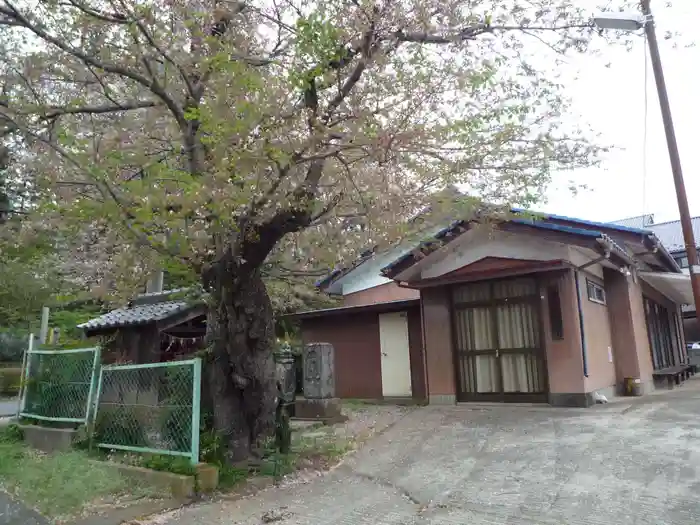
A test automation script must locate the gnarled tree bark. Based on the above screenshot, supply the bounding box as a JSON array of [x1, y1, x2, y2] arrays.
[[203, 259, 277, 462]]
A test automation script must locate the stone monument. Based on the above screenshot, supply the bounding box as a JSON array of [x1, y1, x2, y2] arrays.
[[274, 341, 297, 406], [295, 342, 345, 423]]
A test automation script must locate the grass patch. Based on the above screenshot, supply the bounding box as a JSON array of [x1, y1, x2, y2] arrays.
[[109, 452, 197, 476], [0, 425, 162, 520], [294, 431, 354, 460], [218, 464, 249, 488], [342, 399, 375, 409]]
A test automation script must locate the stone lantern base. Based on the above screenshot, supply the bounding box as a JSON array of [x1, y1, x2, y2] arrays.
[[293, 397, 347, 424]]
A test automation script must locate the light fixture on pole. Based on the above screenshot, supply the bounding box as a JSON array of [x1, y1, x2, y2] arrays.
[[593, 1, 700, 331], [592, 12, 647, 31]]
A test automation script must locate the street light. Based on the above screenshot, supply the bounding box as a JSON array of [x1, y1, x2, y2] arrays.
[[593, 1, 700, 332], [592, 12, 647, 31]]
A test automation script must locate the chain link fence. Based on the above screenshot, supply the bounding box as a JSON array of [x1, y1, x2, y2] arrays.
[[93, 358, 202, 465], [20, 347, 101, 423]]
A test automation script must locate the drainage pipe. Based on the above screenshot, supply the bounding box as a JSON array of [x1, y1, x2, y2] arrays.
[[573, 270, 589, 378]]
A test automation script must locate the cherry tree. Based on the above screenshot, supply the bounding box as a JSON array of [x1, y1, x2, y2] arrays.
[[1, 0, 610, 460]]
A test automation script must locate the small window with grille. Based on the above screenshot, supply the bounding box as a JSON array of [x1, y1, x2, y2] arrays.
[[586, 279, 606, 305]]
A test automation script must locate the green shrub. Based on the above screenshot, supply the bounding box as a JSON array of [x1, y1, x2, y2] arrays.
[[198, 414, 248, 488], [139, 454, 196, 476], [0, 423, 23, 443], [0, 367, 22, 396]]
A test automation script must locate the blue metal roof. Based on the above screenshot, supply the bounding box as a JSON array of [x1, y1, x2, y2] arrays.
[[512, 208, 653, 236], [510, 218, 603, 238]]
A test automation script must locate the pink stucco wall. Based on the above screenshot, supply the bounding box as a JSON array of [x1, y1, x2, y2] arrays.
[[579, 271, 617, 392], [540, 270, 585, 394]]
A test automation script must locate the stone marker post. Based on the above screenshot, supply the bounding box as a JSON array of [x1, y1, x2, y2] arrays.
[[273, 342, 297, 412], [297, 342, 344, 423]]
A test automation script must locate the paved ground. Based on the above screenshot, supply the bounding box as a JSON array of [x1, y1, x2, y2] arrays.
[[0, 399, 17, 417], [150, 382, 700, 525], [0, 491, 48, 525]]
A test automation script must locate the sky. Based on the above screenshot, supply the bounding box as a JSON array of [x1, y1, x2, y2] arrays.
[[545, 0, 700, 225]]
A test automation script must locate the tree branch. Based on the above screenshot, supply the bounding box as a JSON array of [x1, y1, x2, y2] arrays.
[[1, 1, 187, 126], [40, 100, 160, 119], [60, 0, 131, 24]]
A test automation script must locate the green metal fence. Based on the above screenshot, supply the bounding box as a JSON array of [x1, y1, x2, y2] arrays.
[[93, 358, 202, 465], [20, 346, 101, 423]]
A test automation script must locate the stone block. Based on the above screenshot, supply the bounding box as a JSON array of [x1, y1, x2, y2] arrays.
[[548, 392, 594, 408], [303, 342, 335, 399], [294, 397, 346, 423], [428, 394, 456, 405], [90, 460, 195, 500], [195, 463, 219, 493], [20, 424, 77, 453]]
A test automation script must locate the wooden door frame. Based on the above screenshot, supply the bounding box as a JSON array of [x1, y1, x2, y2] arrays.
[[449, 275, 549, 403]]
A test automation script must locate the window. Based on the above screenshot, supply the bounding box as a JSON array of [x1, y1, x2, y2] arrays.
[[586, 279, 606, 305], [674, 256, 689, 269], [644, 297, 681, 370], [547, 285, 564, 340]]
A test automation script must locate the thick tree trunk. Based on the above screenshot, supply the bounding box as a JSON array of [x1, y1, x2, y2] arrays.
[[203, 263, 277, 463]]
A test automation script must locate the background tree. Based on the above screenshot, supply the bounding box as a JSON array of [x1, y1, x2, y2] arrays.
[[0, 0, 612, 460]]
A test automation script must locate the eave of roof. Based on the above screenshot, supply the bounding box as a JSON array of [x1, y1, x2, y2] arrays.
[[314, 248, 375, 290], [381, 216, 639, 279], [283, 298, 420, 320], [318, 208, 681, 290]]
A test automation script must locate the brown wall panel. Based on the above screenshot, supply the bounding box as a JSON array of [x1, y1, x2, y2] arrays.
[[300, 306, 425, 400]]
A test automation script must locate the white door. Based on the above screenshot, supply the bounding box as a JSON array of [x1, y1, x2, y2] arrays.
[[379, 311, 413, 397]]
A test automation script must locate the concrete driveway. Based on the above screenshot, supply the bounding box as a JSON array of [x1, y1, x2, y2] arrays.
[[0, 399, 17, 417], [0, 491, 49, 525], [156, 383, 700, 525]]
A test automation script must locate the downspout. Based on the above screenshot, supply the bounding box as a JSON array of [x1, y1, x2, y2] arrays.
[[574, 252, 610, 378], [573, 271, 589, 378]]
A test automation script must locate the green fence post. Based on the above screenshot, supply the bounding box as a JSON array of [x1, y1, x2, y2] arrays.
[[84, 347, 101, 423], [17, 334, 33, 419], [190, 358, 202, 466], [91, 365, 105, 450]]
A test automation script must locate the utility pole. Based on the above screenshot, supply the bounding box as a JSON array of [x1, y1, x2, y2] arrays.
[[641, 0, 700, 324]]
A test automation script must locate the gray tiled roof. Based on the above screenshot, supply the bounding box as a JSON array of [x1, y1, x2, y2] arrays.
[[647, 217, 700, 253], [77, 300, 193, 332], [131, 288, 190, 306]]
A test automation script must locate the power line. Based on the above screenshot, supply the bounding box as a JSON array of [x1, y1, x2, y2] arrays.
[[642, 31, 650, 225]]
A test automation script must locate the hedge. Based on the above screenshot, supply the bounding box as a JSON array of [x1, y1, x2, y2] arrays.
[[0, 367, 22, 397]]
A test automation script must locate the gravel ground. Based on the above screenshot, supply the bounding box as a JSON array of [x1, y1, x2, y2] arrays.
[[138, 404, 414, 524], [333, 404, 415, 442], [142, 384, 700, 525]]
